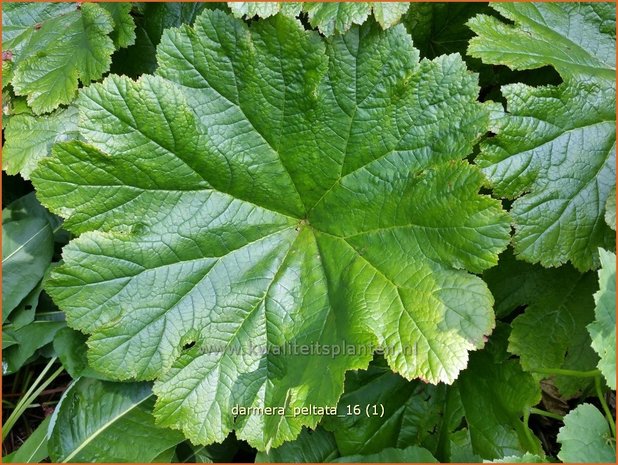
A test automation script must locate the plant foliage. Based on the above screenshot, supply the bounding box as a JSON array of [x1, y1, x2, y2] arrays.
[[469, 2, 616, 271], [1, 2, 616, 463], [32, 9, 511, 449]]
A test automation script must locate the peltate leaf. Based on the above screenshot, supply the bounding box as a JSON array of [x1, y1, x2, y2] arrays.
[[48, 378, 184, 462], [587, 248, 616, 389], [32, 10, 509, 450], [227, 2, 302, 20], [2, 2, 132, 114], [557, 403, 616, 463], [469, 2, 616, 270]]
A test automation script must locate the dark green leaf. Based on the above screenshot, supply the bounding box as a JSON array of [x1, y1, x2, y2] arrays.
[[48, 378, 184, 462], [457, 325, 543, 460], [333, 445, 437, 463], [255, 428, 339, 463], [2, 320, 65, 374], [323, 358, 446, 455], [53, 328, 111, 381], [2, 217, 53, 319]]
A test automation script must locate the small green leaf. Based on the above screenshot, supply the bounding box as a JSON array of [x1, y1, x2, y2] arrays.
[[48, 378, 184, 463], [372, 2, 410, 29], [557, 403, 616, 463], [303, 3, 372, 36], [2, 320, 65, 374], [2, 3, 75, 54], [110, 2, 226, 77], [2, 217, 53, 318], [228, 2, 301, 20], [498, 252, 599, 396], [587, 248, 616, 390], [98, 3, 136, 49], [9, 278, 44, 328], [468, 3, 615, 80], [485, 250, 601, 397], [4, 3, 116, 113], [3, 106, 78, 179]]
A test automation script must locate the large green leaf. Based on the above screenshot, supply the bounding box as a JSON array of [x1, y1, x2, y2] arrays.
[[2, 2, 133, 114], [469, 2, 616, 271], [557, 403, 616, 463], [33, 10, 509, 449], [48, 378, 184, 462], [587, 248, 616, 390], [2, 216, 53, 317], [228, 2, 411, 35]]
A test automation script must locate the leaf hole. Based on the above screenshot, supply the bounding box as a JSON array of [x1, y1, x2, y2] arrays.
[[182, 341, 196, 351]]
